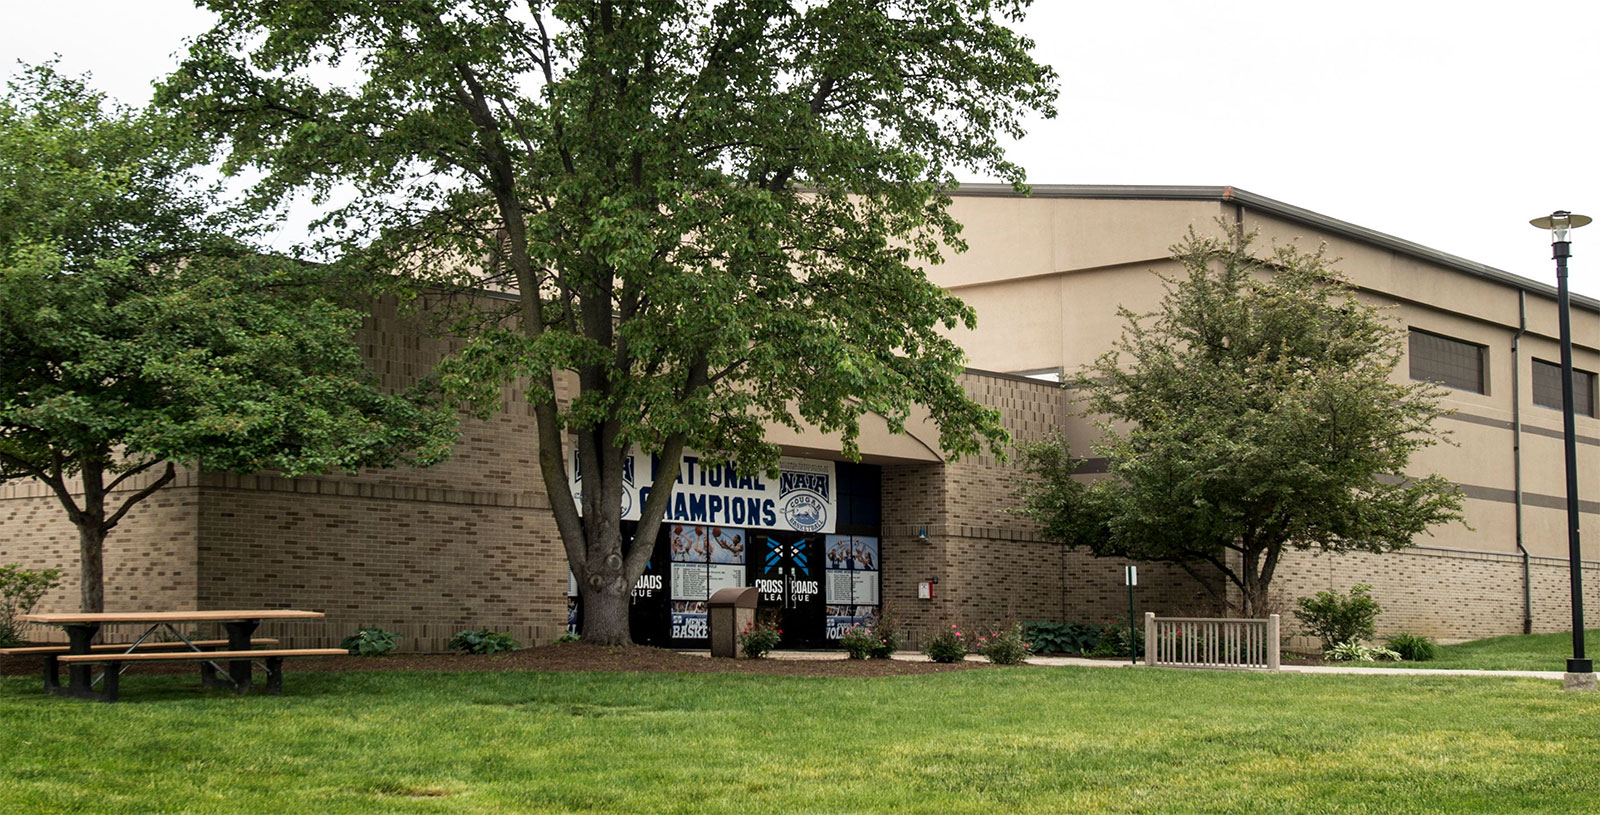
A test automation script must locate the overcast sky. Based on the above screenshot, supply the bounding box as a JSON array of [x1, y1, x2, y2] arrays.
[[4, 0, 1598, 295]]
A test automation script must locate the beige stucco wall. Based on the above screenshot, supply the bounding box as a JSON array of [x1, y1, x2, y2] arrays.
[[927, 192, 1600, 565]]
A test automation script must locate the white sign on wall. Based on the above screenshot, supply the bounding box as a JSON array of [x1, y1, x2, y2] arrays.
[[568, 447, 837, 534]]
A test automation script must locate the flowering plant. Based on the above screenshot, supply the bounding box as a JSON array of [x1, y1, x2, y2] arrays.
[[840, 624, 896, 659], [923, 624, 968, 663], [839, 606, 900, 659], [1090, 620, 1143, 658], [839, 625, 875, 659], [975, 623, 1031, 665], [738, 618, 782, 659]]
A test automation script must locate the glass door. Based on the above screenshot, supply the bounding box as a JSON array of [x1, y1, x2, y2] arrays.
[[752, 532, 826, 648]]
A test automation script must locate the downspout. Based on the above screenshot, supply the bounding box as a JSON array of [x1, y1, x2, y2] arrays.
[[1512, 290, 1533, 633]]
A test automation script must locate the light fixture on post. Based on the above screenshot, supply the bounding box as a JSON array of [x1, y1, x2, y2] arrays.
[[1529, 210, 1596, 691]]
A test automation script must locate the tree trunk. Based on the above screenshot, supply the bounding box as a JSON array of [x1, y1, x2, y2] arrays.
[[576, 518, 636, 645], [77, 524, 107, 613], [1231, 542, 1285, 619], [579, 580, 633, 645], [1237, 546, 1261, 618], [75, 457, 109, 613]]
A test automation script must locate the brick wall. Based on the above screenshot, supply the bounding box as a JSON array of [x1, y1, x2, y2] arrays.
[[181, 295, 572, 650], [194, 481, 566, 651], [934, 370, 1600, 649], [0, 470, 201, 641], [1264, 546, 1600, 645], [7, 302, 1592, 652], [0, 294, 574, 650], [882, 371, 1221, 645]]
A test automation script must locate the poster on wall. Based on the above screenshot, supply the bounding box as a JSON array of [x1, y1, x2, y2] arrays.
[[706, 526, 748, 594], [825, 605, 880, 640], [670, 523, 710, 602], [671, 601, 708, 639], [568, 448, 837, 533], [823, 535, 881, 638], [567, 571, 580, 635], [667, 524, 747, 640]]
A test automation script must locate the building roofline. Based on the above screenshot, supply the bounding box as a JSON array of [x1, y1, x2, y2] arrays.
[[946, 183, 1600, 315], [962, 366, 1064, 386]]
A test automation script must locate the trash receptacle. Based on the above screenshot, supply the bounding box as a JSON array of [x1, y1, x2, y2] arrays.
[[708, 586, 760, 658]]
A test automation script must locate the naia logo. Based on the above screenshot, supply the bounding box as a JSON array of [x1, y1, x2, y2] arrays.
[[782, 493, 826, 532], [778, 466, 830, 532]]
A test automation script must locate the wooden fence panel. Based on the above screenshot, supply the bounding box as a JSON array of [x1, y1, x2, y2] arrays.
[[1143, 613, 1280, 671]]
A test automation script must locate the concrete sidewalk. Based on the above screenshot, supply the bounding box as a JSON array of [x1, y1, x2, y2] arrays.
[[697, 649, 1565, 680], [1013, 654, 1564, 678], [974, 654, 1563, 679]]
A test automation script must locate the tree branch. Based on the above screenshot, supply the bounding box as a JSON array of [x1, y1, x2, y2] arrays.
[[105, 458, 162, 492], [0, 447, 84, 525], [103, 462, 176, 532]]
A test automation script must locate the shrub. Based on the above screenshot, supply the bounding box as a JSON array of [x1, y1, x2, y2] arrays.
[[738, 619, 781, 659], [975, 624, 1031, 665], [1386, 632, 1438, 662], [555, 631, 581, 644], [1295, 584, 1381, 651], [448, 628, 522, 654], [340, 627, 401, 656], [1090, 621, 1143, 658], [0, 564, 63, 647], [924, 624, 968, 663], [1326, 641, 1401, 663], [839, 609, 899, 659], [868, 605, 900, 659], [840, 625, 879, 660], [1023, 621, 1102, 655]]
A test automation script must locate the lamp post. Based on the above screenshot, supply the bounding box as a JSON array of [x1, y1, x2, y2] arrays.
[[1529, 210, 1595, 687]]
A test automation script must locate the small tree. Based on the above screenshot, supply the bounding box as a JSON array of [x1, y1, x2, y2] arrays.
[[0, 67, 455, 612], [1019, 227, 1463, 616], [0, 564, 63, 646]]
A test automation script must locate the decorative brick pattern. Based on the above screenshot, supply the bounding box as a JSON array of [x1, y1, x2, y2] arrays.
[[0, 296, 569, 650], [194, 487, 566, 650], [0, 483, 199, 641], [1263, 546, 1600, 644]]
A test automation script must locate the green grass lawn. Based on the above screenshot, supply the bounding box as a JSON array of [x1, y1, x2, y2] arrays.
[[1368, 629, 1600, 671], [2, 666, 1596, 814]]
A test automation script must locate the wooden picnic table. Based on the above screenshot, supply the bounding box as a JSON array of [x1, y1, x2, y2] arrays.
[[19, 610, 328, 700]]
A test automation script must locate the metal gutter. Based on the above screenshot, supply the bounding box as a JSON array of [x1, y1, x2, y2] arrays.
[[1512, 290, 1533, 633], [945, 183, 1600, 315]]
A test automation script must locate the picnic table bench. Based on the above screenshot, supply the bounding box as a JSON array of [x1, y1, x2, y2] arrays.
[[13, 610, 344, 702], [0, 639, 280, 690]]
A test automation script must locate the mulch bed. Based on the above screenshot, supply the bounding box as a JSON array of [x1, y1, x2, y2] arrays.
[[1, 643, 995, 679]]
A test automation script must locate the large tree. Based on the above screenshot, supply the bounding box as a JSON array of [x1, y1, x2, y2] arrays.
[[1018, 227, 1464, 616], [0, 66, 455, 612], [162, 1, 1056, 644]]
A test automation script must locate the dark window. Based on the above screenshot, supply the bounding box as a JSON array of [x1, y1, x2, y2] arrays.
[[1409, 330, 1486, 393], [835, 461, 881, 529], [1532, 359, 1597, 418]]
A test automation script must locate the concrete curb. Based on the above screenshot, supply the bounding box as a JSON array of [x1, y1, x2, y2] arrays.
[[679, 649, 1567, 679]]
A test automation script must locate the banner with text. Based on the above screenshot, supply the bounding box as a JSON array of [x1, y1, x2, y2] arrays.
[[568, 448, 837, 534]]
